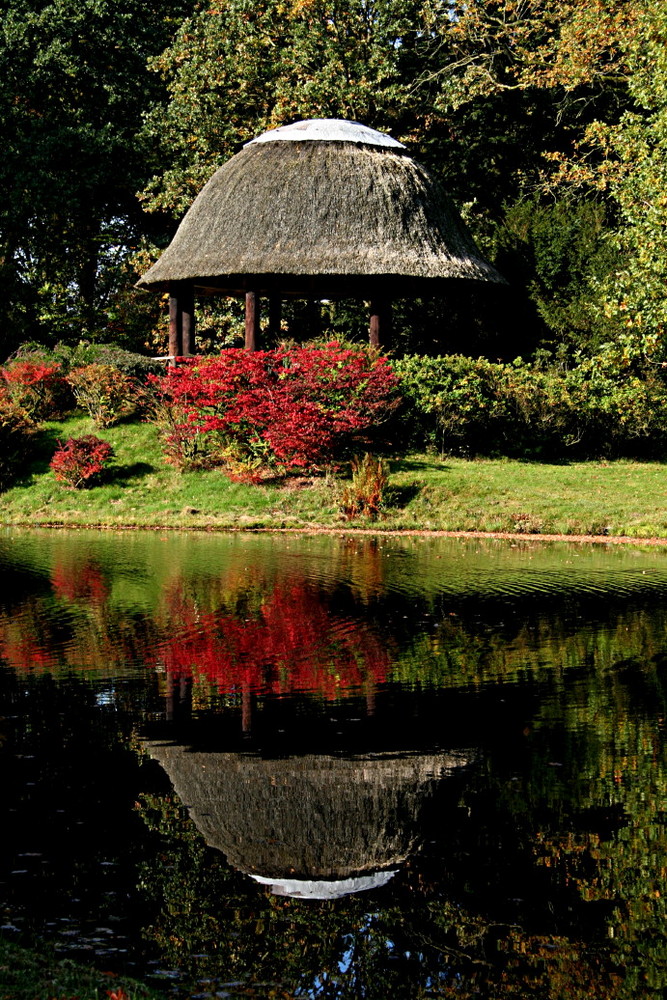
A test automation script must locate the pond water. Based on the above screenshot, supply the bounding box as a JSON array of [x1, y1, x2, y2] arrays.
[[2, 528, 667, 998]]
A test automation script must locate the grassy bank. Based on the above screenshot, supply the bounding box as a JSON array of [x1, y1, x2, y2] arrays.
[[0, 935, 162, 1000], [2, 415, 667, 538]]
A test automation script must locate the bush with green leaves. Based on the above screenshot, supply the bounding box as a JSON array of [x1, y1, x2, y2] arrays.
[[67, 363, 140, 427], [0, 393, 35, 489], [393, 352, 667, 459]]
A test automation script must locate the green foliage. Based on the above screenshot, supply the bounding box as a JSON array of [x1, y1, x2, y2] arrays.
[[0, 394, 35, 490], [587, 2, 667, 356], [140, 0, 433, 215], [0, 0, 192, 354], [393, 352, 667, 458], [493, 197, 621, 354], [67, 363, 140, 427]]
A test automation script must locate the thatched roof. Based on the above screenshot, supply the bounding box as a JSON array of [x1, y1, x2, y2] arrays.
[[137, 118, 504, 296], [145, 742, 472, 897]]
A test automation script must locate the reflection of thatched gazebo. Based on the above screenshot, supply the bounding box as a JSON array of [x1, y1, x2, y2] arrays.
[[137, 119, 505, 355], [146, 743, 472, 899]]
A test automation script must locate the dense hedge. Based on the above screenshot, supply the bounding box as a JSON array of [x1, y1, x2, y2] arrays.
[[393, 354, 667, 459]]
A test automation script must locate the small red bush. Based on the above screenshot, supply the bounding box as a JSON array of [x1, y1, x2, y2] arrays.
[[50, 435, 114, 488], [2, 359, 67, 420]]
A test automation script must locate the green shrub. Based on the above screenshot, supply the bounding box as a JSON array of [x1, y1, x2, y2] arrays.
[[392, 353, 667, 459], [0, 393, 35, 489], [67, 363, 139, 427], [8, 341, 163, 381]]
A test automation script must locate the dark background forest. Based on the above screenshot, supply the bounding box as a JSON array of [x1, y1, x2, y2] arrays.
[[3, 0, 666, 365]]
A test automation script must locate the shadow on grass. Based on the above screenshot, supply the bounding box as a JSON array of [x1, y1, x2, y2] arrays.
[[110, 462, 156, 484], [386, 483, 422, 508], [391, 458, 451, 473], [28, 425, 64, 472]]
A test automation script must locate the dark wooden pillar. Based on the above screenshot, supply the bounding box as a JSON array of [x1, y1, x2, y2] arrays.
[[181, 282, 195, 356], [245, 291, 260, 351], [268, 293, 282, 341], [168, 280, 196, 358], [369, 298, 391, 349], [168, 289, 180, 360]]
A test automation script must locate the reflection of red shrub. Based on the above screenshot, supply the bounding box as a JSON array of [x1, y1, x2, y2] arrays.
[[51, 559, 111, 604], [50, 435, 114, 488], [154, 582, 390, 698]]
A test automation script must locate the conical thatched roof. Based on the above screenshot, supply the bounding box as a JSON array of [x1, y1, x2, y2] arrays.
[[145, 742, 472, 898], [137, 119, 504, 296]]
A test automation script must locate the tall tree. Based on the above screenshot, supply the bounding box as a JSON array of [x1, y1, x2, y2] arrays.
[[0, 0, 192, 356]]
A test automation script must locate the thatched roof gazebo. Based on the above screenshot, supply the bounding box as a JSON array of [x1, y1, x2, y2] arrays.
[[137, 119, 505, 355], [145, 743, 472, 899]]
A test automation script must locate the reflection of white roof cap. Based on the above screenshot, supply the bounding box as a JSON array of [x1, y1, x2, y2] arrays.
[[250, 870, 398, 899], [245, 118, 406, 150]]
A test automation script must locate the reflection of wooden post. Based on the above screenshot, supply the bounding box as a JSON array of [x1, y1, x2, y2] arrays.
[[365, 676, 376, 717], [179, 677, 192, 722], [268, 294, 282, 341], [165, 670, 175, 721], [169, 280, 196, 358], [242, 683, 252, 733], [369, 298, 391, 349], [245, 291, 260, 351]]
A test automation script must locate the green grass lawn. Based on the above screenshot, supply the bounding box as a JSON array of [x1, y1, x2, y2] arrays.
[[2, 415, 667, 537]]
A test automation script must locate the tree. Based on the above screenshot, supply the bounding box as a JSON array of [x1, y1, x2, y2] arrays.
[[140, 0, 645, 359], [558, 2, 667, 359], [0, 0, 192, 357]]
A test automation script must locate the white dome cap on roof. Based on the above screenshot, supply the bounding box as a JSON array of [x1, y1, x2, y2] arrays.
[[245, 118, 406, 150]]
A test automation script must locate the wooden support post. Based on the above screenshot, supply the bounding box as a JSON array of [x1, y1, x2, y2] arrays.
[[245, 290, 260, 351], [369, 298, 391, 349], [268, 293, 282, 341], [181, 282, 196, 356], [168, 280, 196, 359], [168, 287, 180, 360]]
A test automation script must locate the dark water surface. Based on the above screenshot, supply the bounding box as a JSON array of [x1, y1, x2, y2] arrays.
[[2, 528, 667, 998]]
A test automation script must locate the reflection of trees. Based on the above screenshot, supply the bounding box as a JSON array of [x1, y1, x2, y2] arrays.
[[50, 554, 111, 604], [134, 764, 650, 999], [5, 536, 667, 994], [133, 636, 667, 998]]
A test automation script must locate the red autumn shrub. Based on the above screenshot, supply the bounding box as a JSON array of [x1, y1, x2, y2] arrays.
[[50, 435, 114, 488], [2, 359, 68, 420], [149, 345, 401, 473]]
